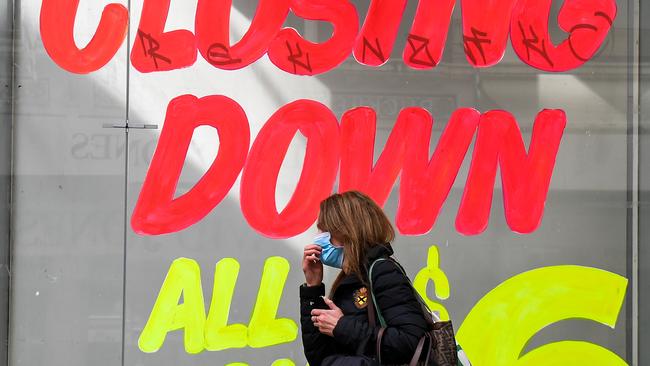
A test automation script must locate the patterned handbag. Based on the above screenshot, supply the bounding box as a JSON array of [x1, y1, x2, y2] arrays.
[[367, 258, 461, 366]]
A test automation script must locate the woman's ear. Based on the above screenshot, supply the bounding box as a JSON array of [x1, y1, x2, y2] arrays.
[[330, 236, 344, 248]]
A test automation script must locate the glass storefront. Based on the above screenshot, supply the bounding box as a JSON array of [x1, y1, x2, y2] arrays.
[[1, 0, 648, 365]]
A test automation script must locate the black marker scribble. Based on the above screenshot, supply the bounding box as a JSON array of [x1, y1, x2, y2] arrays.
[[594, 11, 613, 26], [286, 41, 312, 74], [137, 29, 171, 69], [463, 27, 491, 65], [207, 43, 242, 66], [407, 34, 436, 67], [517, 22, 553, 67], [568, 23, 599, 62], [361, 37, 385, 63]]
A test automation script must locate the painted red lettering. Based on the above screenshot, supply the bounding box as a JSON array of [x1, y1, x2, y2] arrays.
[[40, 0, 128, 74], [340, 108, 480, 233], [403, 0, 455, 69], [338, 107, 409, 207], [267, 0, 359, 75], [353, 0, 406, 66], [131, 0, 197, 73], [395, 108, 480, 235], [456, 110, 567, 235], [131, 97, 566, 237], [339, 107, 404, 206], [240, 100, 340, 238], [40, 0, 618, 73], [340, 108, 480, 234], [510, 0, 616, 72], [462, 0, 518, 67], [131, 95, 250, 235], [341, 107, 481, 232], [196, 0, 289, 70]]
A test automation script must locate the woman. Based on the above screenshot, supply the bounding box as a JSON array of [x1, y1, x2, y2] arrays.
[[300, 191, 430, 366]]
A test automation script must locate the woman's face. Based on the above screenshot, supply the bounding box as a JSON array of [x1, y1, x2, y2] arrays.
[[317, 214, 344, 248]]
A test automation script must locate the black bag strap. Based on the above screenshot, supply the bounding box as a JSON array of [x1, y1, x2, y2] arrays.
[[365, 283, 383, 361], [367, 290, 377, 327], [376, 327, 386, 363], [368, 258, 389, 327]]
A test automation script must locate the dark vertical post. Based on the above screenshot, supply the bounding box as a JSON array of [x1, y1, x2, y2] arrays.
[[0, 0, 12, 365], [639, 0, 649, 362]]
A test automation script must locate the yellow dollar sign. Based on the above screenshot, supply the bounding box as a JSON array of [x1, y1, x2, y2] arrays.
[[413, 245, 451, 321]]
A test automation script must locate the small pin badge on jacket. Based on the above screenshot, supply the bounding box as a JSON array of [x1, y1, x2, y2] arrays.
[[353, 287, 369, 309]]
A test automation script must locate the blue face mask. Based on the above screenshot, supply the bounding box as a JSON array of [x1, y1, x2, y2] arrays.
[[313, 232, 344, 269]]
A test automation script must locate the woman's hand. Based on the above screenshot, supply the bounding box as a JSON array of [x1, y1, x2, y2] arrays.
[[311, 297, 344, 337], [303, 244, 323, 287]]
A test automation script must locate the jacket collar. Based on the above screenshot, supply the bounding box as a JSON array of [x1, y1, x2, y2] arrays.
[[337, 243, 394, 287], [363, 243, 394, 267]]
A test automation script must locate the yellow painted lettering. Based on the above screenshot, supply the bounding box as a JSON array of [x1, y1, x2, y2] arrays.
[[138, 257, 206, 354], [247, 256, 298, 347], [517, 340, 627, 366], [205, 258, 248, 351], [271, 359, 296, 366], [225, 359, 296, 366], [457, 265, 628, 366]]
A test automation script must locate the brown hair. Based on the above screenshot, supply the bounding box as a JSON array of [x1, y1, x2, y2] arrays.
[[316, 191, 395, 296]]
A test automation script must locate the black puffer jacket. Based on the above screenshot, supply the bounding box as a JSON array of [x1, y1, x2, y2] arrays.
[[300, 244, 430, 366]]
